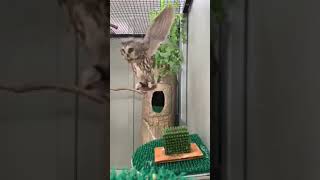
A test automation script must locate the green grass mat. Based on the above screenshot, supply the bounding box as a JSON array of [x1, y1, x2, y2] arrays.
[[132, 134, 210, 176]]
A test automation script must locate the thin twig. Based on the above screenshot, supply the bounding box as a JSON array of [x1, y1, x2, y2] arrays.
[[110, 88, 145, 95], [143, 119, 156, 140], [0, 83, 106, 104]]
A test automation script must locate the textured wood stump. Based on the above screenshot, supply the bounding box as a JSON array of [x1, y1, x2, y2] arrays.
[[141, 75, 177, 144]]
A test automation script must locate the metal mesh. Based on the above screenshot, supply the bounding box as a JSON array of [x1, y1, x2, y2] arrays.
[[110, 0, 185, 35]]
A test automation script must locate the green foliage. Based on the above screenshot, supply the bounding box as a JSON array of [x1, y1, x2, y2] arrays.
[[148, 1, 186, 81], [109, 167, 191, 180], [163, 126, 191, 155]]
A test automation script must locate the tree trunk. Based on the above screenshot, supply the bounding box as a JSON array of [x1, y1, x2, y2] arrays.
[[141, 74, 177, 144]]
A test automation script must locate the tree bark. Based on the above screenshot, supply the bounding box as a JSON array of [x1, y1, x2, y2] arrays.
[[141, 74, 177, 144]]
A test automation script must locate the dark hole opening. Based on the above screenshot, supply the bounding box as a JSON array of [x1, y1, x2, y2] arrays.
[[152, 91, 165, 113]]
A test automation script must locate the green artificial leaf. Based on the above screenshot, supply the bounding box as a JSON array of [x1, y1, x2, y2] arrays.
[[159, 52, 170, 58], [173, 0, 180, 8], [160, 0, 165, 10], [110, 169, 117, 180]]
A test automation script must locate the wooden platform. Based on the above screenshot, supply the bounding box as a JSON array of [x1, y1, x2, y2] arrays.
[[154, 143, 203, 164]]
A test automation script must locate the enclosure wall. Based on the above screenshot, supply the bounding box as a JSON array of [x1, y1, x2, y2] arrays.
[[110, 38, 143, 169], [187, 0, 211, 148]]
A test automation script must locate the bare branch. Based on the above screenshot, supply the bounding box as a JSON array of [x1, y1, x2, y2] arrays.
[[0, 83, 106, 104], [110, 88, 145, 95]]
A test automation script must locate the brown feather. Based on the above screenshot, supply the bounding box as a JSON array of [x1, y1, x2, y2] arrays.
[[143, 6, 175, 56]]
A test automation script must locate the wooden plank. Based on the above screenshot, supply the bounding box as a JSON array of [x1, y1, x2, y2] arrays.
[[154, 143, 203, 164]]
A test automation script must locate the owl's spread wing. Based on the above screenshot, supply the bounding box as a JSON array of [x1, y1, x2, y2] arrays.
[[143, 6, 175, 57]]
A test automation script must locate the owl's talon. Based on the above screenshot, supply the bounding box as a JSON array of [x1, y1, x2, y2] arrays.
[[148, 82, 154, 88]]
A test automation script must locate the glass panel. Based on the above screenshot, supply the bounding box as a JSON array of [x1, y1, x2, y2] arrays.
[[110, 0, 188, 170], [110, 1, 210, 178]]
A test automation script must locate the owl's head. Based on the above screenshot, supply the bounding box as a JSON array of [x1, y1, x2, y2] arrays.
[[120, 38, 147, 63]]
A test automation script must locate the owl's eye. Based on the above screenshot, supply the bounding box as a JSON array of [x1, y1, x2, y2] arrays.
[[128, 48, 134, 53]]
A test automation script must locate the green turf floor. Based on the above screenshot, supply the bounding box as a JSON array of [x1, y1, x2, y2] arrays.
[[132, 134, 210, 176]]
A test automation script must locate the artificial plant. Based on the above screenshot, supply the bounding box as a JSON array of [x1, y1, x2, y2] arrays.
[[148, 0, 186, 81], [163, 126, 191, 155], [109, 167, 192, 180]]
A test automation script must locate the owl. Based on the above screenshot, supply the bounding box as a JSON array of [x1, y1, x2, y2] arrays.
[[120, 6, 175, 90]]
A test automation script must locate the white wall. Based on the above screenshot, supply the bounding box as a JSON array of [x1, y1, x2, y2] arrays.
[[180, 19, 188, 126], [110, 38, 143, 169], [110, 38, 134, 168], [187, 0, 211, 148]]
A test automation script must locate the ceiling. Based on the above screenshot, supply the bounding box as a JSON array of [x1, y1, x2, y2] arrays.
[[110, 0, 186, 36]]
